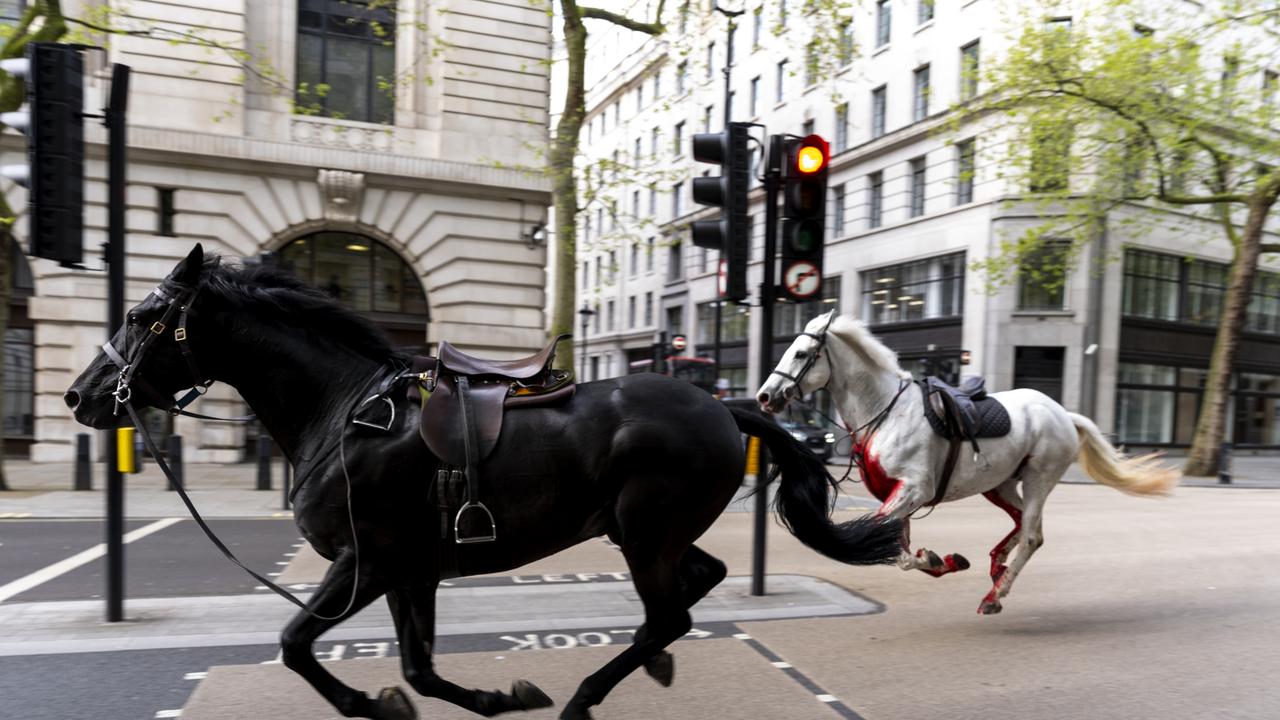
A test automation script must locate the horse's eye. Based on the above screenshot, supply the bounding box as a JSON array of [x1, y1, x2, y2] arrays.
[[795, 351, 808, 360]]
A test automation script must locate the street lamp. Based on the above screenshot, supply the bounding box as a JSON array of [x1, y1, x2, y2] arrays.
[[578, 303, 596, 380]]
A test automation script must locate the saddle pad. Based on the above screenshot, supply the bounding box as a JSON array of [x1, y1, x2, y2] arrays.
[[922, 389, 1012, 439]]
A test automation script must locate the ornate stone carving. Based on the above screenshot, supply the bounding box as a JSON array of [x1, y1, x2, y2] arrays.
[[317, 169, 366, 223], [291, 117, 393, 153]]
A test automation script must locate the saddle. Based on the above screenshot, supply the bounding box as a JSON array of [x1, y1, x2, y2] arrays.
[[917, 376, 1011, 506], [411, 335, 574, 544]]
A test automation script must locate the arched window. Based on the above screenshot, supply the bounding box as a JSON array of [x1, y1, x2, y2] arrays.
[[278, 232, 428, 349], [296, 0, 396, 124]]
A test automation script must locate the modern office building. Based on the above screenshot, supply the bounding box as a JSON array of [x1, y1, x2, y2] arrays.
[[571, 0, 1280, 449], [2, 0, 552, 461]]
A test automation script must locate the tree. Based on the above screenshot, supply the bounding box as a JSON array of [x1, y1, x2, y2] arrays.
[[0, 1, 69, 490], [958, 0, 1280, 476], [548, 0, 858, 369]]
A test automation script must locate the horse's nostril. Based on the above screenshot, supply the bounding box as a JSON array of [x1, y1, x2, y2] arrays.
[[757, 392, 770, 405], [64, 390, 81, 410]]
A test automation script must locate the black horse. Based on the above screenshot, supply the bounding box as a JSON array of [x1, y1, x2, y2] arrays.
[[65, 245, 900, 720]]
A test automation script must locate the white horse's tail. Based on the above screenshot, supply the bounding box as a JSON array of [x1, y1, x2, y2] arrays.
[[1068, 413, 1179, 496]]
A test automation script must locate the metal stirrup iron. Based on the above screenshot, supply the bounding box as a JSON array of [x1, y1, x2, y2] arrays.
[[453, 376, 497, 544]]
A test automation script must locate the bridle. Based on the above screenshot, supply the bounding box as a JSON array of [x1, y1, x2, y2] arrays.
[[97, 269, 364, 621], [101, 270, 251, 423], [768, 309, 837, 400]]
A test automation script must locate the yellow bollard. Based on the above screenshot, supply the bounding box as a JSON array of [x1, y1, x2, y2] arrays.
[[117, 427, 136, 474], [745, 436, 760, 477]]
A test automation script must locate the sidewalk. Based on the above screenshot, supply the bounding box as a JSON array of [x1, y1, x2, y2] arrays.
[[0, 452, 1276, 519]]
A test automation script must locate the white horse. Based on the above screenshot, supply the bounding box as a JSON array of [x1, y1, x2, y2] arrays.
[[756, 311, 1178, 614]]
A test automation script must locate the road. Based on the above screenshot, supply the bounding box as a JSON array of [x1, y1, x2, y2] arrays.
[[1, 482, 1278, 719]]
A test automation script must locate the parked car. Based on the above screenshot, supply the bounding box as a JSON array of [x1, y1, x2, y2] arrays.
[[778, 404, 837, 461]]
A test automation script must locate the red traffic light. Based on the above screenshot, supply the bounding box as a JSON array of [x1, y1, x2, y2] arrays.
[[794, 135, 829, 175]]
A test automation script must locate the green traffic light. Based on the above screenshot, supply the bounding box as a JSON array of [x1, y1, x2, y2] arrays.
[[792, 221, 819, 252]]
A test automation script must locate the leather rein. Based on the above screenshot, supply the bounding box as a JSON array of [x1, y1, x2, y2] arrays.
[[100, 275, 367, 621]]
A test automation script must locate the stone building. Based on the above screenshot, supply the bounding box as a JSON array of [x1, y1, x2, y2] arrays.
[[572, 0, 1280, 450], [2, 0, 552, 462]]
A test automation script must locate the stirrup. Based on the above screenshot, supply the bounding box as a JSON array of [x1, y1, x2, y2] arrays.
[[454, 501, 497, 544]]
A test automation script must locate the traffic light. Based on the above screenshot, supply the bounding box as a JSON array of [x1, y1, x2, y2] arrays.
[[690, 122, 751, 302], [780, 134, 829, 301], [0, 43, 85, 266]]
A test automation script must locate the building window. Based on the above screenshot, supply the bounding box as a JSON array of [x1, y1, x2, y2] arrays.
[[677, 62, 688, 93], [774, 276, 842, 337], [649, 184, 657, 216], [630, 242, 639, 276], [1029, 122, 1071, 192], [1222, 55, 1240, 111], [918, 0, 934, 24], [960, 40, 980, 101], [296, 0, 397, 124], [1116, 363, 1280, 448], [0, 0, 24, 26], [871, 85, 887, 138], [581, 260, 589, 289], [909, 156, 926, 217], [875, 0, 891, 47], [835, 103, 849, 152], [673, 121, 685, 155], [646, 236, 656, 271], [703, 105, 714, 133], [606, 300, 616, 331], [644, 292, 654, 326], [868, 171, 884, 228], [650, 126, 660, 158], [956, 138, 975, 205], [672, 181, 684, 217], [595, 256, 603, 288], [635, 86, 643, 113], [776, 59, 788, 103], [839, 21, 854, 67], [1122, 249, 1181, 321], [706, 42, 715, 80], [779, 0, 788, 25], [802, 118, 815, 136], [1264, 70, 1278, 117], [628, 296, 637, 328], [1017, 240, 1071, 311], [668, 241, 684, 282], [831, 184, 846, 238], [666, 305, 685, 337], [750, 76, 761, 116], [913, 64, 930, 121], [4, 327, 33, 438], [753, 7, 763, 48], [697, 301, 750, 344], [156, 187, 177, 237], [805, 42, 819, 87], [861, 252, 965, 325], [278, 232, 428, 318], [632, 189, 641, 219]]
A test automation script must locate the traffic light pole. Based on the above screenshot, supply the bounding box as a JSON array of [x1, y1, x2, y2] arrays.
[[104, 63, 130, 623], [712, 5, 742, 390], [751, 135, 782, 597]]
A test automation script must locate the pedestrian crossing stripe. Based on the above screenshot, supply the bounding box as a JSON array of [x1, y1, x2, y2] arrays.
[[0, 512, 31, 519]]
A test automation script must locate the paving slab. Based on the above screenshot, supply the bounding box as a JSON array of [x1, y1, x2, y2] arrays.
[[181, 638, 836, 720]]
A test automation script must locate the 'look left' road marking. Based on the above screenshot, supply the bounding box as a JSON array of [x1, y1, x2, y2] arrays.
[[0, 518, 183, 603]]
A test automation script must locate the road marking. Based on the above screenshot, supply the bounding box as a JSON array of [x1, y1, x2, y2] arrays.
[[738, 632, 864, 719], [817, 694, 838, 703], [0, 518, 183, 603], [183, 671, 207, 681], [0, 512, 32, 519], [154, 710, 182, 718], [772, 661, 793, 668]]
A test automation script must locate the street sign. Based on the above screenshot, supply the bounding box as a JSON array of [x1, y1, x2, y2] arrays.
[[671, 335, 688, 352], [783, 260, 820, 298]]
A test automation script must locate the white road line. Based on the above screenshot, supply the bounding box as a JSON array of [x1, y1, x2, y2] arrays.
[[183, 671, 207, 681], [733, 633, 752, 640], [155, 710, 182, 718], [0, 518, 183, 603], [771, 661, 792, 669], [816, 694, 838, 703]]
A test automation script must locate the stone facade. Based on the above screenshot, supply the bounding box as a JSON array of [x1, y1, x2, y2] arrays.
[[4, 0, 552, 462]]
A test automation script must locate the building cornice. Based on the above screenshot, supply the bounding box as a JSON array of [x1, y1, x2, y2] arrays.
[[61, 124, 554, 199]]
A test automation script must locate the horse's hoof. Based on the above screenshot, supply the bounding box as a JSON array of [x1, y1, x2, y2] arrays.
[[978, 599, 1003, 615], [948, 554, 970, 572], [376, 687, 417, 720], [644, 650, 675, 687], [512, 680, 554, 710]]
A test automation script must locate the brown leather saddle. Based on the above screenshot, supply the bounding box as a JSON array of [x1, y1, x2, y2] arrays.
[[409, 335, 574, 543]]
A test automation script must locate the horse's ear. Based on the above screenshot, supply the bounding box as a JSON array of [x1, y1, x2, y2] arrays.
[[172, 244, 204, 286]]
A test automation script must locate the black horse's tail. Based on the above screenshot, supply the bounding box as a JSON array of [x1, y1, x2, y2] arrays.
[[727, 403, 902, 566]]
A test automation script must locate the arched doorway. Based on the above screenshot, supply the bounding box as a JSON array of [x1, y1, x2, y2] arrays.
[[277, 231, 430, 351]]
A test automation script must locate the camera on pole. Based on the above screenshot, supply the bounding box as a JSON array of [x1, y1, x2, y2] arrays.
[[0, 43, 85, 267], [690, 122, 751, 302], [780, 134, 829, 301]]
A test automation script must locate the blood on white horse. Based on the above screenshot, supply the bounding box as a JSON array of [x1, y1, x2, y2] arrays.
[[757, 311, 1179, 614]]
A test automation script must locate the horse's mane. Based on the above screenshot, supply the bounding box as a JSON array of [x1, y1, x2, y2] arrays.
[[827, 313, 911, 380], [196, 258, 403, 363]]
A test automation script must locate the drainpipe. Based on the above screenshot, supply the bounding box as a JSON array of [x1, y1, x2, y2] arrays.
[[1079, 217, 1107, 418]]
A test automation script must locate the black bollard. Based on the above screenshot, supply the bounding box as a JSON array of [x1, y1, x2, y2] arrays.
[[256, 432, 272, 490], [166, 434, 183, 490], [1218, 442, 1232, 485], [74, 433, 92, 490], [281, 457, 292, 511]]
